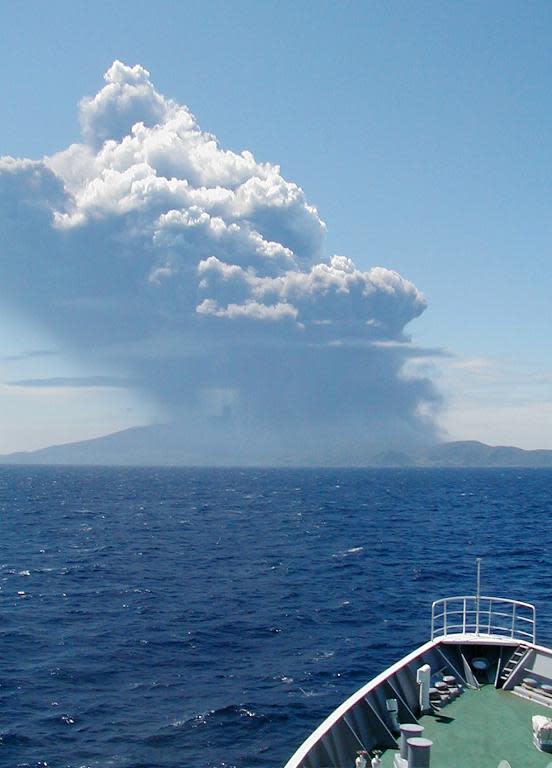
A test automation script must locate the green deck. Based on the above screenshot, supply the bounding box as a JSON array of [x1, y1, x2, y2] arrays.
[[380, 686, 552, 768]]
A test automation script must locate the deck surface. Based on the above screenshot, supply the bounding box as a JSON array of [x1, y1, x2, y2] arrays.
[[379, 685, 552, 768]]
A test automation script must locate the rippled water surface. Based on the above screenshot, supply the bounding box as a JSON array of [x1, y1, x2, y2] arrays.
[[1, 466, 551, 767]]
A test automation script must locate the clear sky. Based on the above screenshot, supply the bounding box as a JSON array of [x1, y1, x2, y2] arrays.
[[1, 0, 552, 455]]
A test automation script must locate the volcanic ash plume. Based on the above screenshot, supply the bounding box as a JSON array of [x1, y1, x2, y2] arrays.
[[0, 61, 441, 464]]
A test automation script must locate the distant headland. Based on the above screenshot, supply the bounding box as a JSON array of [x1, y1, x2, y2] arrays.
[[371, 441, 552, 468]]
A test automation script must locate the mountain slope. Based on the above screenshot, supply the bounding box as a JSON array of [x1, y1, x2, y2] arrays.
[[2, 430, 552, 467], [417, 440, 552, 467]]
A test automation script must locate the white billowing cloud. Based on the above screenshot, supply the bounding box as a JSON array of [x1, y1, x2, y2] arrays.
[[79, 62, 171, 148], [196, 254, 425, 334], [0, 61, 441, 462], [154, 208, 296, 274], [196, 298, 299, 322], [50, 62, 324, 264]]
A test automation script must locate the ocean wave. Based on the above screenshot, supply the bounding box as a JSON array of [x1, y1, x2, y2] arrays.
[[2, 466, 551, 766]]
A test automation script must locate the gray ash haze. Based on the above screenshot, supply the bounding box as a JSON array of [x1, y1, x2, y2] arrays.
[[0, 61, 441, 464]]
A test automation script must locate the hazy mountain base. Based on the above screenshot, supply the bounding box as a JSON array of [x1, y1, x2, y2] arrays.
[[0, 422, 425, 467], [2, 427, 552, 468], [372, 441, 552, 468]]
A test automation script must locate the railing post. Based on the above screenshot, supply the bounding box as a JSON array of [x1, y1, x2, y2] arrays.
[[430, 596, 536, 644], [475, 558, 481, 636]]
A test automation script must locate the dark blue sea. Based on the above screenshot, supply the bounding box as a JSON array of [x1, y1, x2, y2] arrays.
[[1, 466, 551, 768]]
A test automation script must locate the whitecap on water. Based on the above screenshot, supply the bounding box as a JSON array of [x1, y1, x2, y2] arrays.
[[238, 708, 256, 718], [192, 709, 215, 726], [171, 717, 187, 728], [275, 675, 293, 684], [313, 649, 335, 661], [333, 546, 364, 558], [299, 687, 319, 697], [61, 714, 75, 725]]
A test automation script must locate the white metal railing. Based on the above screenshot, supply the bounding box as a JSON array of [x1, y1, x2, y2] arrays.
[[431, 595, 536, 643]]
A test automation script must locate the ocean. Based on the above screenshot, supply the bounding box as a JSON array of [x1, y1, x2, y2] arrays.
[[1, 466, 551, 768]]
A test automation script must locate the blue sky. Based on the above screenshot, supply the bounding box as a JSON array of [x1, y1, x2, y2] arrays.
[[1, 0, 552, 455]]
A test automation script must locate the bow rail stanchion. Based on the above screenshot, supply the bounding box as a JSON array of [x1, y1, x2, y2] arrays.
[[431, 595, 536, 643], [476, 557, 482, 636]]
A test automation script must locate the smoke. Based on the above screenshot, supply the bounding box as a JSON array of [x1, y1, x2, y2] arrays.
[[0, 61, 441, 463]]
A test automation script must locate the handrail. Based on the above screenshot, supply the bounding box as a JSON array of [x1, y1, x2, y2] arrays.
[[431, 595, 536, 644]]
